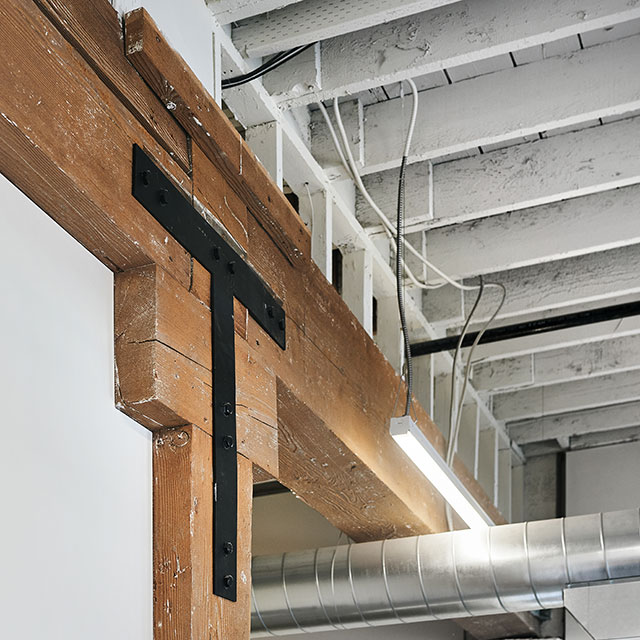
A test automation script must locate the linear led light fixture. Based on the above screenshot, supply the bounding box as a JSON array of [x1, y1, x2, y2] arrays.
[[390, 416, 494, 529]]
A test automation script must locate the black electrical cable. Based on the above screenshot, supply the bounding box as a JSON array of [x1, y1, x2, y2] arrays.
[[221, 43, 315, 89], [397, 155, 412, 416]]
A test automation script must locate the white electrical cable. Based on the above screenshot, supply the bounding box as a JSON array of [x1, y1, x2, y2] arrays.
[[329, 87, 495, 294]]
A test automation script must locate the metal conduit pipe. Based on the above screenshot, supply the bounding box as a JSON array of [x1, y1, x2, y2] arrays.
[[251, 509, 640, 635]]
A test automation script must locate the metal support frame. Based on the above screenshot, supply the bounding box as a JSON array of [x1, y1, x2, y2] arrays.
[[132, 145, 286, 601], [411, 301, 640, 356]]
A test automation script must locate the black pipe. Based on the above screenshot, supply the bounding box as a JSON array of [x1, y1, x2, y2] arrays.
[[410, 300, 640, 356]]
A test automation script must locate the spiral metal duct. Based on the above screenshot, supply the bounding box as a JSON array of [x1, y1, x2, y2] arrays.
[[251, 508, 640, 636]]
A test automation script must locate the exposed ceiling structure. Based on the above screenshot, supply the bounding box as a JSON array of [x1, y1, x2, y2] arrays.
[[207, 0, 640, 466]]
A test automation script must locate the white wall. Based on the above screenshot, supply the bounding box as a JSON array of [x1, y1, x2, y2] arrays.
[[0, 175, 152, 638], [566, 441, 640, 516]]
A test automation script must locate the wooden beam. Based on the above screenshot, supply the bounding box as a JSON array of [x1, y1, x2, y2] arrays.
[[423, 245, 640, 327], [359, 34, 640, 174], [232, 0, 457, 58], [360, 116, 640, 237], [474, 333, 640, 392], [125, 8, 310, 267], [493, 369, 640, 422], [153, 425, 253, 639], [267, 0, 640, 107], [509, 401, 640, 445]]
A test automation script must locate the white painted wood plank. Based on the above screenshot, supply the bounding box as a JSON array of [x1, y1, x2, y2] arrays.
[[374, 296, 403, 372], [360, 117, 640, 234], [473, 355, 533, 392], [457, 403, 479, 480], [475, 334, 640, 393], [232, 0, 457, 58], [497, 447, 512, 521], [310, 99, 364, 171], [362, 35, 640, 174], [421, 183, 640, 280], [268, 0, 640, 107], [493, 369, 640, 422], [206, 0, 304, 25], [299, 188, 332, 280], [246, 120, 283, 189], [422, 244, 640, 326], [478, 429, 497, 504], [341, 249, 373, 336], [510, 401, 640, 444]]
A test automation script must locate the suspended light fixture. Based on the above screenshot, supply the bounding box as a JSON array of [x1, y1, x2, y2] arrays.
[[390, 415, 493, 529]]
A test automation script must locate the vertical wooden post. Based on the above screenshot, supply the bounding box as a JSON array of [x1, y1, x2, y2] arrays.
[[153, 425, 253, 639], [342, 248, 373, 335], [246, 121, 284, 190]]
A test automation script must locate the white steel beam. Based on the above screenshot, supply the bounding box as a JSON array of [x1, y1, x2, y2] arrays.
[[474, 333, 640, 392], [422, 245, 640, 327], [263, 0, 640, 107], [509, 401, 640, 445], [493, 370, 640, 422], [206, 0, 304, 25], [299, 188, 333, 281], [360, 35, 640, 174], [232, 0, 457, 58], [360, 116, 640, 235]]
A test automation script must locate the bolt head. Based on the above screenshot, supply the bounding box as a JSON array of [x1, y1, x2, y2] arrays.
[[266, 305, 274, 318], [222, 402, 234, 417], [158, 189, 169, 205], [223, 541, 234, 555], [222, 435, 235, 450], [223, 574, 234, 589], [227, 260, 236, 274], [212, 246, 220, 261], [141, 170, 151, 186], [278, 318, 285, 331]]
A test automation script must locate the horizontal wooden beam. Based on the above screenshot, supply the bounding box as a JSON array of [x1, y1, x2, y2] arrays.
[[269, 0, 640, 107], [493, 369, 640, 422], [423, 244, 640, 327], [360, 115, 640, 237], [509, 401, 640, 445], [359, 34, 640, 174], [474, 333, 640, 392]]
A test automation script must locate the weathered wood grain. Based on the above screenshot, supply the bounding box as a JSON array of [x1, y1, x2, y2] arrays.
[[153, 425, 253, 639], [0, 0, 191, 286], [124, 8, 311, 267], [33, 0, 190, 172]]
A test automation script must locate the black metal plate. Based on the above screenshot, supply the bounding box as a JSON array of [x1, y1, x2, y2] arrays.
[[131, 144, 286, 601]]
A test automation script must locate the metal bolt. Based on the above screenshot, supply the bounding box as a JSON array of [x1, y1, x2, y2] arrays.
[[222, 402, 234, 417], [227, 260, 236, 274], [278, 318, 286, 331], [222, 435, 235, 450], [158, 189, 169, 205], [223, 541, 234, 555], [212, 246, 220, 261], [223, 574, 234, 589], [141, 170, 151, 186], [266, 305, 274, 318]]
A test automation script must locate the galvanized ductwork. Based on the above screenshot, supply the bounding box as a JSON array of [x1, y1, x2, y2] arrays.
[[251, 508, 640, 635]]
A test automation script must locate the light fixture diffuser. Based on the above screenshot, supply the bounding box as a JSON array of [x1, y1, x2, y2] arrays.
[[390, 415, 493, 529]]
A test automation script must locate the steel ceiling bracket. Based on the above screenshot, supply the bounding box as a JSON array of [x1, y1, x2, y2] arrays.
[[132, 144, 286, 601]]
